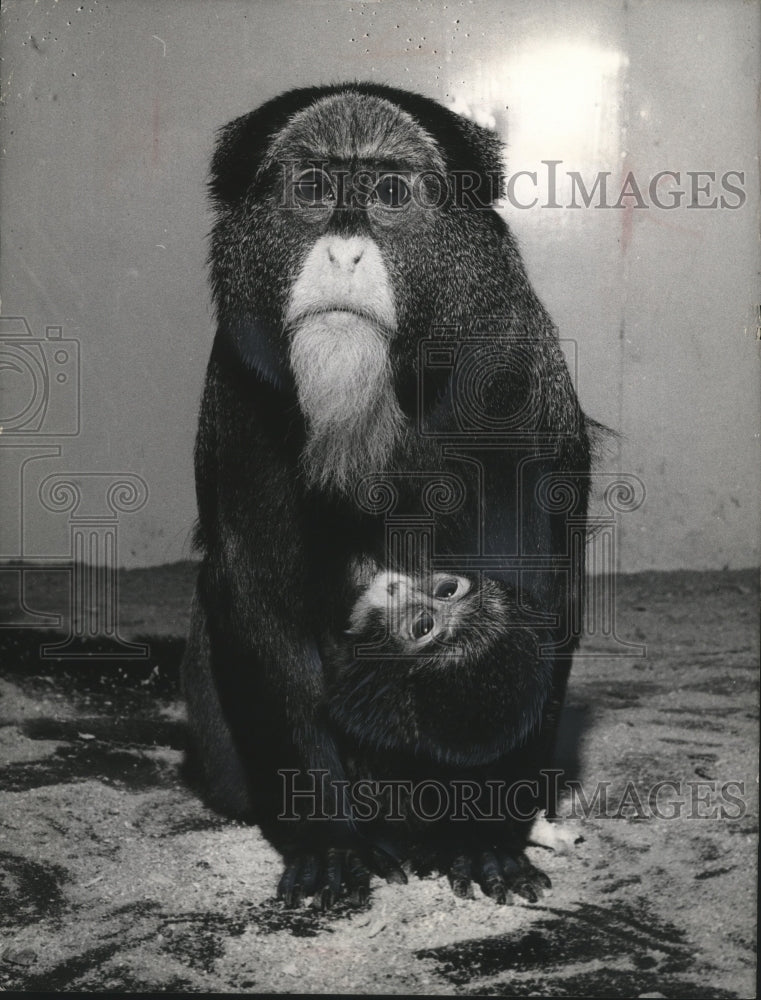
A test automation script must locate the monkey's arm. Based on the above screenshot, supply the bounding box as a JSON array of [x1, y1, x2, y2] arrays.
[[191, 352, 344, 808], [185, 352, 403, 905]]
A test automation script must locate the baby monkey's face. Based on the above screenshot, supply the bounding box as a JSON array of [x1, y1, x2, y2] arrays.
[[347, 570, 476, 651]]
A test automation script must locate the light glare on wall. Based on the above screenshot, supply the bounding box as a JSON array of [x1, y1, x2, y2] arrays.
[[506, 42, 627, 171]]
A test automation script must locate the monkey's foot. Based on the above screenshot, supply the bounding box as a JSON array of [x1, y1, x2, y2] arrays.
[[447, 849, 551, 905], [277, 846, 407, 910]]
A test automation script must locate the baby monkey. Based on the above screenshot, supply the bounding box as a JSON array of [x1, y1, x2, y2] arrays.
[[328, 559, 554, 769], [343, 562, 503, 659]]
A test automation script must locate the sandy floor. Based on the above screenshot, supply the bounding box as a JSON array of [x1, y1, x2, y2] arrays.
[[0, 564, 757, 996]]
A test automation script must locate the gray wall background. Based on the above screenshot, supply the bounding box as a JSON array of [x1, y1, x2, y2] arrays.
[[1, 0, 759, 572]]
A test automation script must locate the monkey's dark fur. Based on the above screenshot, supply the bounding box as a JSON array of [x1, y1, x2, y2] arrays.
[[182, 82, 591, 908]]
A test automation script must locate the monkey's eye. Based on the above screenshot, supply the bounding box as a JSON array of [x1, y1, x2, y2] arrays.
[[293, 169, 335, 207], [433, 578, 459, 600], [411, 612, 435, 641], [374, 173, 411, 209], [432, 575, 471, 601]]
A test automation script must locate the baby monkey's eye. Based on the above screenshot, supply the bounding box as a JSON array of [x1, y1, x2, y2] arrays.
[[433, 578, 459, 600], [294, 168, 335, 206], [411, 612, 435, 640]]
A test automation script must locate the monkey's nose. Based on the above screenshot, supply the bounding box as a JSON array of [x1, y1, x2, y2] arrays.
[[326, 238, 365, 272]]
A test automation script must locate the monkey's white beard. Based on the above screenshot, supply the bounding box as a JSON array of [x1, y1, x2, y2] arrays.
[[289, 313, 405, 493]]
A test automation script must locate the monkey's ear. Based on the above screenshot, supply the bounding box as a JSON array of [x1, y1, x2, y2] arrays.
[[208, 85, 334, 205]]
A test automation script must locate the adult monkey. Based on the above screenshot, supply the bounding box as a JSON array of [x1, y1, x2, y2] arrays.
[[182, 83, 591, 909]]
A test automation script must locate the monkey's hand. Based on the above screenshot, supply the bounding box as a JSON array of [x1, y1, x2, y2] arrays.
[[446, 848, 551, 905], [277, 845, 407, 910]]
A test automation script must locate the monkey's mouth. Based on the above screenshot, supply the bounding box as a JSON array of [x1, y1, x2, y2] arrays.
[[286, 305, 395, 334]]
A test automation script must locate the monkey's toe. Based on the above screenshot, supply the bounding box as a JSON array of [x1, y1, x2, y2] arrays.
[[499, 852, 551, 902], [476, 850, 512, 904], [345, 850, 372, 905], [445, 849, 549, 904], [278, 854, 317, 908], [368, 845, 408, 886], [310, 847, 343, 910], [447, 853, 476, 899], [279, 847, 380, 910]]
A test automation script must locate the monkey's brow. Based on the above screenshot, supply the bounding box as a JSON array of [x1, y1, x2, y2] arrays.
[[293, 158, 421, 173]]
